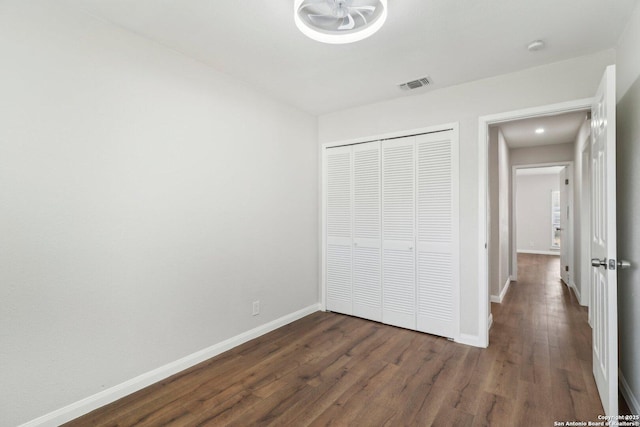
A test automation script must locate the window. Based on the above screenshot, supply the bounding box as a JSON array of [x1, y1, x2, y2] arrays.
[[551, 190, 561, 249]]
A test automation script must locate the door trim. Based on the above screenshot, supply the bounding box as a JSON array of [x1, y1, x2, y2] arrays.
[[477, 98, 592, 348]]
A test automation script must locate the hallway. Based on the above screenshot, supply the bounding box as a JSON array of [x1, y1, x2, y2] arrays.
[[490, 253, 603, 424]]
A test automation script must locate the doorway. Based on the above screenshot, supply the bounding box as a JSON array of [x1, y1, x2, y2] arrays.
[[477, 98, 593, 347], [486, 111, 588, 313], [479, 66, 619, 416], [513, 164, 567, 277], [511, 163, 573, 282]]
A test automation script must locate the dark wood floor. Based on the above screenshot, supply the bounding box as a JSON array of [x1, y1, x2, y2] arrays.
[[67, 254, 608, 426]]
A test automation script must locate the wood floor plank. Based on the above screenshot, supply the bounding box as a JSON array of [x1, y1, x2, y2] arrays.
[[472, 391, 514, 427], [305, 361, 399, 426], [432, 405, 475, 427], [511, 378, 555, 426], [443, 381, 483, 415], [389, 383, 449, 426], [66, 254, 613, 427], [484, 356, 520, 398]]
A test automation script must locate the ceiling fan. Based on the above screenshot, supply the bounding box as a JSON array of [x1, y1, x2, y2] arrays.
[[294, 0, 388, 44]]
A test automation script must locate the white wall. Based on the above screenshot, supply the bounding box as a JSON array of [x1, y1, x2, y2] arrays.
[[319, 50, 614, 338], [510, 142, 575, 165], [617, 1, 640, 101], [616, 0, 640, 414], [515, 173, 560, 253], [0, 2, 318, 425]]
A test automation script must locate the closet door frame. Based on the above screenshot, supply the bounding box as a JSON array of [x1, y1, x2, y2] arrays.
[[321, 123, 459, 340]]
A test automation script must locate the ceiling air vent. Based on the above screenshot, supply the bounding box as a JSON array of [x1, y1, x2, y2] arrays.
[[399, 76, 432, 91]]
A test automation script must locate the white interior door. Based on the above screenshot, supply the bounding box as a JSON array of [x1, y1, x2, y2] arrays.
[[352, 142, 382, 322], [325, 146, 353, 315], [382, 137, 416, 329], [415, 131, 459, 339], [590, 65, 617, 416]]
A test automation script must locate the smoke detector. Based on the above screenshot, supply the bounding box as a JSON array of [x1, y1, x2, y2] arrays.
[[527, 40, 545, 52]]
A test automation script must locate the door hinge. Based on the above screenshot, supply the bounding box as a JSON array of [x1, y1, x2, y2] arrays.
[[565, 179, 569, 185], [565, 265, 569, 272]]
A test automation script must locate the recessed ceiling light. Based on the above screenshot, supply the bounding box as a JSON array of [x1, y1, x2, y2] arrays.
[[527, 40, 545, 52], [294, 0, 388, 44], [535, 128, 545, 134]]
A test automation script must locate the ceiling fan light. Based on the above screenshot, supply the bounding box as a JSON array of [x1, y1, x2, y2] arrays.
[[294, 0, 388, 44]]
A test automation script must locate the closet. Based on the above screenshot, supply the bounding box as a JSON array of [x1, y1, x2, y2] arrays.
[[323, 127, 459, 340]]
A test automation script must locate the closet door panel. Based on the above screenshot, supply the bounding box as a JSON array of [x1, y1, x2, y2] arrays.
[[326, 146, 353, 315], [352, 142, 382, 322], [382, 137, 416, 329], [416, 131, 459, 339]]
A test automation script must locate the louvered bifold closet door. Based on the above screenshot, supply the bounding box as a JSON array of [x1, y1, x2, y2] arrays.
[[382, 137, 416, 330], [416, 131, 459, 339], [352, 142, 382, 322], [326, 146, 353, 315]]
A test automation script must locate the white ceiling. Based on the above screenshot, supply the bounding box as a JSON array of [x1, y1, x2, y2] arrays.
[[61, 0, 639, 115], [496, 110, 589, 148]]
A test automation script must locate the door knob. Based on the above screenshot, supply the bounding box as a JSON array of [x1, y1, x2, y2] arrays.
[[592, 258, 632, 270], [617, 259, 631, 270]]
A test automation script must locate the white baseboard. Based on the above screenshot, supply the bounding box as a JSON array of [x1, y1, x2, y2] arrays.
[[19, 303, 321, 427], [490, 276, 512, 303], [457, 333, 485, 348], [620, 369, 640, 415], [457, 314, 492, 348], [576, 282, 588, 307], [569, 281, 583, 304], [517, 249, 560, 256]]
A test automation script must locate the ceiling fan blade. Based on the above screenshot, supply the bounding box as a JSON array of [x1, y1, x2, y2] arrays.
[[352, 9, 368, 24], [338, 13, 355, 30], [299, 0, 327, 6], [350, 6, 376, 14], [308, 14, 339, 25], [299, 0, 331, 14]]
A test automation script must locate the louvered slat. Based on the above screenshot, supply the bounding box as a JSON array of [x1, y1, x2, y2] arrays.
[[383, 143, 415, 242], [417, 252, 453, 320], [327, 150, 352, 239], [417, 138, 452, 243], [354, 144, 380, 241]]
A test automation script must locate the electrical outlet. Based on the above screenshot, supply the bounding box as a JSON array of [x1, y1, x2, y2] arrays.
[[252, 300, 260, 316]]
